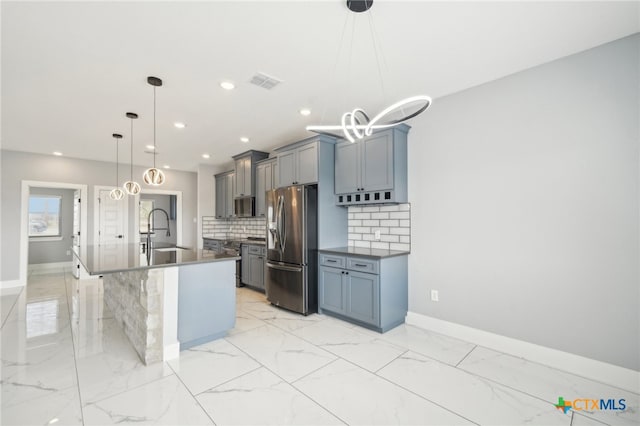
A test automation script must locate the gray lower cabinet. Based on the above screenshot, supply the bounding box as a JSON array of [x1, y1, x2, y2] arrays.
[[203, 238, 222, 251], [318, 251, 407, 332], [241, 244, 266, 291]]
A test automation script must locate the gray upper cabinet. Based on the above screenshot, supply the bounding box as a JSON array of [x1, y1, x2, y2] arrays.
[[334, 124, 409, 205], [276, 142, 318, 186], [232, 150, 269, 198], [214, 171, 235, 219], [255, 157, 277, 217]]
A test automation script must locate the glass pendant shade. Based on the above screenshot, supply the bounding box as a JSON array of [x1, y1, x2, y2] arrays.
[[145, 76, 165, 186], [109, 188, 125, 200], [109, 133, 125, 200], [143, 167, 165, 185], [123, 112, 140, 195], [123, 180, 141, 195]]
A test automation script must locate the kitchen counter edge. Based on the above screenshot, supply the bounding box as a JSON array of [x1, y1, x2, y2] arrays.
[[318, 246, 410, 259]]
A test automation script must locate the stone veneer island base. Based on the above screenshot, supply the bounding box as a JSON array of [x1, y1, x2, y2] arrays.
[[74, 244, 238, 365]]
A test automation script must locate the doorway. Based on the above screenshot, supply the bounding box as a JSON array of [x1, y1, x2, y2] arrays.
[[19, 181, 88, 286], [93, 186, 129, 246], [134, 189, 183, 246]]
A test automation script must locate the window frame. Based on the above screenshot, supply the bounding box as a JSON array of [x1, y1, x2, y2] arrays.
[[28, 195, 63, 241]]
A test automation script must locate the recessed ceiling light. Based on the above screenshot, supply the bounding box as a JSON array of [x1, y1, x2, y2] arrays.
[[240, 137, 249, 143], [299, 108, 311, 116], [146, 145, 155, 150], [174, 122, 186, 129], [202, 153, 210, 159], [220, 81, 235, 90], [53, 151, 63, 156], [163, 165, 170, 169]]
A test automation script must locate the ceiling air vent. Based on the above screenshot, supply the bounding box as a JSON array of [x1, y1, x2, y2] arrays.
[[249, 72, 282, 90]]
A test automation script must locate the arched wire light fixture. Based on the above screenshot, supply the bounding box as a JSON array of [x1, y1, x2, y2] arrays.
[[306, 0, 432, 143], [109, 133, 125, 200], [123, 112, 141, 195], [143, 76, 166, 185]]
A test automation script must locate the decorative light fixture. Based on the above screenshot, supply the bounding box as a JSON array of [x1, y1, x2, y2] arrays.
[[109, 133, 125, 200], [143, 76, 165, 186], [306, 0, 432, 143], [123, 112, 141, 195]]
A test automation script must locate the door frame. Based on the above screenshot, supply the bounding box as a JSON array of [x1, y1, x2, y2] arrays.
[[133, 189, 183, 246], [93, 185, 130, 246], [19, 180, 88, 287]]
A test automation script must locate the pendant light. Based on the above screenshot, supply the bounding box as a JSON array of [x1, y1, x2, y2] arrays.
[[306, 0, 432, 142], [109, 133, 125, 200], [123, 112, 141, 195], [143, 76, 165, 186]]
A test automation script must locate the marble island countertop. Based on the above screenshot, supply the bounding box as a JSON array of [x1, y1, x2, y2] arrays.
[[73, 243, 240, 275]]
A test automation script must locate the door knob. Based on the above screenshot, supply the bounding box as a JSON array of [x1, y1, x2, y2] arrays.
[[117, 235, 123, 239]]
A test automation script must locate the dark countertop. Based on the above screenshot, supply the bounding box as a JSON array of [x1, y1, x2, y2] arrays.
[[319, 246, 410, 259], [74, 243, 240, 276], [202, 236, 266, 246]]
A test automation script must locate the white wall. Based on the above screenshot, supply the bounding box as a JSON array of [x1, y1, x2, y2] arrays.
[[1, 150, 198, 281], [407, 34, 639, 371]]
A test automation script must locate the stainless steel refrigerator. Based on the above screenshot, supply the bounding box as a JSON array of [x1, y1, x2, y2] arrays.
[[265, 185, 317, 315]]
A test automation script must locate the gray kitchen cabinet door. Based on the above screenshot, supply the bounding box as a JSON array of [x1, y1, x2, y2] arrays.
[[319, 266, 347, 315], [249, 253, 265, 289], [334, 141, 359, 194], [241, 245, 250, 285], [296, 143, 318, 184], [361, 132, 393, 191], [271, 161, 279, 189], [225, 173, 235, 218], [278, 150, 296, 186], [234, 157, 252, 197], [346, 270, 380, 326], [256, 163, 267, 217], [215, 175, 226, 219], [243, 157, 252, 195], [264, 161, 273, 191]]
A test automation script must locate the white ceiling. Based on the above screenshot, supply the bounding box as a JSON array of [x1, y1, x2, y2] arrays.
[[2, 1, 638, 171]]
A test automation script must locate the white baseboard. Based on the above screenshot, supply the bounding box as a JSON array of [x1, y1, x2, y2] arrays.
[[163, 342, 180, 362], [405, 311, 639, 393], [1, 279, 25, 290]]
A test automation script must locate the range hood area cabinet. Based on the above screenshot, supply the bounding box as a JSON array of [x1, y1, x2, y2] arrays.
[[255, 157, 278, 217], [334, 124, 409, 205], [214, 170, 235, 219], [232, 150, 269, 198]]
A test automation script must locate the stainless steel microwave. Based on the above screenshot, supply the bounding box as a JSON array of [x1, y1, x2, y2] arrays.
[[234, 197, 255, 217]]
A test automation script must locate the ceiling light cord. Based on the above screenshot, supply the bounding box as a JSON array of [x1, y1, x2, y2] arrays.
[[322, 12, 350, 125], [368, 9, 387, 103], [130, 118, 134, 181], [153, 85, 157, 169]]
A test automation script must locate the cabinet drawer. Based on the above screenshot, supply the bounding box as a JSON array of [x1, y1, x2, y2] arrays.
[[320, 253, 345, 268], [346, 257, 379, 274], [248, 245, 262, 255]]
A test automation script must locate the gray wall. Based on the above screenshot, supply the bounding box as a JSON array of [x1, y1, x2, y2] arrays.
[[139, 193, 177, 245], [1, 150, 198, 281], [407, 34, 639, 371], [28, 187, 75, 264]]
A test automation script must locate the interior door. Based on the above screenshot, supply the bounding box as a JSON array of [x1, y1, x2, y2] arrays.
[[98, 188, 127, 245], [72, 190, 81, 250]]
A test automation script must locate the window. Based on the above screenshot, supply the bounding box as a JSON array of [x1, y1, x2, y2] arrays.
[[29, 195, 62, 237], [140, 199, 154, 233]]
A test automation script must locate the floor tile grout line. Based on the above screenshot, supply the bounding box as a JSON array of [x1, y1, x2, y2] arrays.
[[190, 362, 263, 397], [166, 361, 219, 425], [373, 349, 410, 374], [455, 344, 478, 367], [0, 286, 24, 330], [62, 267, 86, 425]]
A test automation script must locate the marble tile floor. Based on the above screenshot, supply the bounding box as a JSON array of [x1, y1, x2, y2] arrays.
[[1, 268, 638, 426]]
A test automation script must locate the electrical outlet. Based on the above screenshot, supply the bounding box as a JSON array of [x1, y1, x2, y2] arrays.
[[374, 229, 381, 240], [430, 290, 439, 302]]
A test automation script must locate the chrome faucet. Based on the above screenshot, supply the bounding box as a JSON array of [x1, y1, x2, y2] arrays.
[[146, 208, 171, 251]]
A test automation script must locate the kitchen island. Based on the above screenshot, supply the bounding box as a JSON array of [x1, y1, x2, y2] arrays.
[[73, 243, 239, 364]]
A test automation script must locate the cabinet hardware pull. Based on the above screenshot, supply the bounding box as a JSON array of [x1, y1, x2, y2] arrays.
[[354, 263, 367, 267], [327, 259, 337, 263]]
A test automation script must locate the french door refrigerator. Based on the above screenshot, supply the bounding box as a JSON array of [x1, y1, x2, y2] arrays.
[[265, 185, 317, 315]]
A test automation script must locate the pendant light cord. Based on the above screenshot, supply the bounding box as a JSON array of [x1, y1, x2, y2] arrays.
[[130, 118, 134, 180], [153, 86, 157, 169], [116, 138, 119, 185]]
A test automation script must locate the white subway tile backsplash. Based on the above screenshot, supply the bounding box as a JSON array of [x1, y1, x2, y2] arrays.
[[389, 211, 410, 220], [362, 219, 379, 227], [348, 213, 355, 220], [371, 242, 390, 250], [371, 212, 389, 220], [389, 243, 411, 251], [380, 219, 399, 227], [347, 203, 410, 252], [201, 216, 266, 240]]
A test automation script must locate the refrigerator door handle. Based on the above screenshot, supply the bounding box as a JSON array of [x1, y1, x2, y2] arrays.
[[266, 262, 302, 273], [277, 194, 286, 253]]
